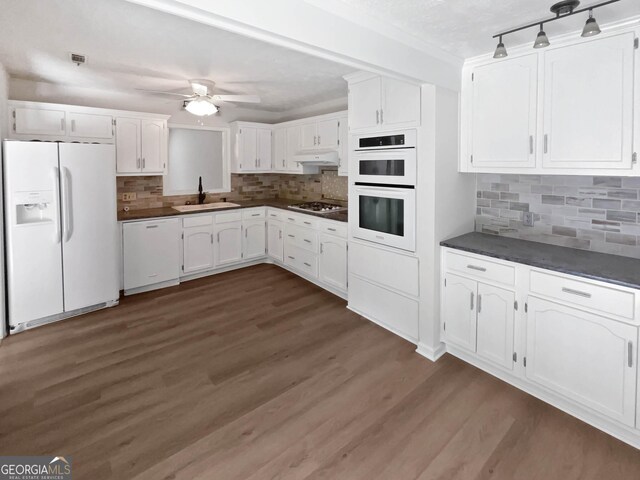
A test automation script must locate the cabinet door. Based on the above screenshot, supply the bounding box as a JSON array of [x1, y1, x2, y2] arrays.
[[286, 126, 303, 172], [299, 123, 318, 150], [215, 223, 243, 266], [319, 234, 347, 291], [349, 77, 381, 132], [380, 78, 420, 129], [182, 226, 214, 274], [115, 117, 141, 174], [141, 119, 165, 173], [14, 107, 66, 136], [338, 117, 348, 176], [243, 219, 266, 259], [256, 128, 272, 170], [267, 221, 284, 261], [68, 112, 114, 139], [542, 33, 635, 170], [443, 274, 477, 352], [123, 219, 181, 290], [476, 283, 515, 370], [273, 128, 288, 171], [526, 296, 638, 426], [239, 127, 257, 171], [470, 54, 538, 169], [317, 119, 339, 149]]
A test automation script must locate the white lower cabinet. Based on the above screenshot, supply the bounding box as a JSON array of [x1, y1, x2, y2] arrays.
[[526, 296, 637, 427], [441, 247, 640, 448], [243, 219, 266, 260], [319, 234, 347, 292], [123, 218, 181, 292], [182, 216, 214, 275], [214, 222, 243, 266], [267, 220, 284, 261]]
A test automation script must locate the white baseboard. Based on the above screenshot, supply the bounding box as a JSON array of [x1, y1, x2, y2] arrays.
[[415, 341, 446, 362]]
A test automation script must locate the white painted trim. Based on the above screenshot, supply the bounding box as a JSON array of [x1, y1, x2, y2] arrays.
[[124, 278, 180, 295], [415, 341, 446, 362], [8, 99, 171, 120]]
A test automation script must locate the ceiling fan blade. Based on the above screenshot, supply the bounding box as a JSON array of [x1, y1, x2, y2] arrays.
[[136, 89, 193, 98], [213, 94, 261, 104]]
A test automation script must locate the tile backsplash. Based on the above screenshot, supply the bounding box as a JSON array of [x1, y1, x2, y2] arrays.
[[117, 170, 348, 211], [476, 174, 640, 258]]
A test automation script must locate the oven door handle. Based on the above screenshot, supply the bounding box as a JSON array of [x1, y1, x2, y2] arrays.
[[355, 185, 415, 193]]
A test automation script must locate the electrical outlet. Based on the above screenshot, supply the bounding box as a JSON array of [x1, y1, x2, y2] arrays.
[[122, 192, 137, 201], [523, 211, 535, 227]]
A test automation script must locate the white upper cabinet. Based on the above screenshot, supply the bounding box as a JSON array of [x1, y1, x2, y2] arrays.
[[468, 54, 538, 169], [316, 119, 340, 149], [273, 128, 288, 171], [68, 112, 113, 139], [115, 118, 141, 174], [115, 117, 167, 176], [460, 28, 638, 175], [300, 123, 318, 150], [239, 126, 258, 171], [347, 74, 420, 133], [542, 33, 635, 170], [256, 128, 272, 170], [286, 125, 303, 173], [141, 119, 165, 173], [13, 106, 66, 136], [231, 123, 272, 173]]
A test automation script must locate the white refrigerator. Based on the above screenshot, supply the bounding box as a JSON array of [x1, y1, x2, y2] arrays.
[[3, 141, 119, 332]]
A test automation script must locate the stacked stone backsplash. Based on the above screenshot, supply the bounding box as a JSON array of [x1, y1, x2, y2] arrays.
[[117, 170, 348, 211], [476, 174, 640, 258]]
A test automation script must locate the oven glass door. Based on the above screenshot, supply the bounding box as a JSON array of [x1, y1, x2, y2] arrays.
[[352, 185, 416, 252], [354, 149, 416, 186]]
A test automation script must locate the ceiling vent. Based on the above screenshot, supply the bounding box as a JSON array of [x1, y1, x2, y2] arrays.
[[70, 53, 86, 65]]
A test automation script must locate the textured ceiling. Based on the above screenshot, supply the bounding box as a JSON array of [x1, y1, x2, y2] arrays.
[[333, 0, 640, 58], [0, 0, 352, 113]]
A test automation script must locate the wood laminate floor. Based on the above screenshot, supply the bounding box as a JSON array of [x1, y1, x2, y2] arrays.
[[0, 264, 639, 479]]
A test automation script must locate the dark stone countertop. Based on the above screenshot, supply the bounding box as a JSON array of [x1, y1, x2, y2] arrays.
[[117, 198, 348, 223], [440, 232, 640, 290]]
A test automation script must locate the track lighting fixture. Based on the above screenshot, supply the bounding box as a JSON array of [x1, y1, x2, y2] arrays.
[[581, 9, 601, 37], [493, 35, 508, 58], [533, 24, 551, 48], [491, 0, 617, 57]]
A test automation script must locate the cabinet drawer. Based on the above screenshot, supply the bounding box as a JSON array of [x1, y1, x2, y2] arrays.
[[319, 220, 347, 238], [267, 209, 282, 221], [242, 208, 265, 219], [529, 270, 635, 320], [445, 250, 515, 286], [284, 213, 319, 229], [350, 242, 419, 296], [285, 224, 318, 253], [183, 214, 213, 228], [285, 245, 318, 278], [215, 211, 242, 224]]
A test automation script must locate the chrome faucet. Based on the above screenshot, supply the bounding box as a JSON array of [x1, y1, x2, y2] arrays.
[[197, 176, 206, 204]]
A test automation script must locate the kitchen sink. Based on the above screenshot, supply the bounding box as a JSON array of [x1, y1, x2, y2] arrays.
[[172, 202, 240, 212]]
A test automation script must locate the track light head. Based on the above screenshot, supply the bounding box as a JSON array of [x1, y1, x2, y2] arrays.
[[581, 10, 601, 37], [493, 36, 508, 58], [533, 24, 551, 49]]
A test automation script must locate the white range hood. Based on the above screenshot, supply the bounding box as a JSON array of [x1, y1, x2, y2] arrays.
[[294, 149, 339, 167]]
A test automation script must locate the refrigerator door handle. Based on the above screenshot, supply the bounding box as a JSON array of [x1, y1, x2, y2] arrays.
[[61, 167, 73, 242], [52, 166, 62, 243]]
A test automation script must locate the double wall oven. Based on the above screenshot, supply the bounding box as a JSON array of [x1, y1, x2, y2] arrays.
[[351, 130, 416, 252]]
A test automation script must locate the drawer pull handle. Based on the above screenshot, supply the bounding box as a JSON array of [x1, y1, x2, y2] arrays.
[[270, 214, 277, 217], [288, 255, 295, 260], [304, 221, 312, 225], [288, 234, 295, 238], [470, 292, 474, 311], [288, 217, 295, 221], [561, 287, 591, 298], [304, 239, 312, 243], [304, 262, 311, 267], [629, 341, 634, 368], [251, 213, 260, 217], [327, 227, 337, 232], [146, 225, 158, 229], [467, 265, 487, 272], [478, 294, 482, 313]]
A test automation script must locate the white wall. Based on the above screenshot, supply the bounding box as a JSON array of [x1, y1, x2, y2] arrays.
[[0, 62, 8, 339]]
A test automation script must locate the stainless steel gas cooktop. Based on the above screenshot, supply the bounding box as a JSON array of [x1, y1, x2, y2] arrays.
[[288, 201, 347, 214]]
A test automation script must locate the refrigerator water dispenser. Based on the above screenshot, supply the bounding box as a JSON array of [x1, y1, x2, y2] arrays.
[[14, 191, 55, 225]]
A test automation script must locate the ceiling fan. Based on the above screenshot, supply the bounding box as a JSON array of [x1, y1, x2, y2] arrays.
[[140, 80, 261, 116]]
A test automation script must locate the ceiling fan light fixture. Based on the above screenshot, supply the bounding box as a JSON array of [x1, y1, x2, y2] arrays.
[[493, 35, 508, 58], [582, 10, 601, 37], [533, 24, 550, 49], [185, 97, 218, 116]]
